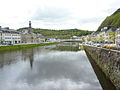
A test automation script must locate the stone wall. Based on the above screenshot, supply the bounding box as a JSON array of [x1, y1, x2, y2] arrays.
[[84, 46, 120, 90]]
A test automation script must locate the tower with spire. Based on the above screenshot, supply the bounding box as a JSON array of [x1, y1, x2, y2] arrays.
[[28, 21, 32, 33], [29, 21, 32, 28]]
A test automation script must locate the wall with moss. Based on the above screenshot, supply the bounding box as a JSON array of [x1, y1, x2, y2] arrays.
[[84, 46, 120, 90]]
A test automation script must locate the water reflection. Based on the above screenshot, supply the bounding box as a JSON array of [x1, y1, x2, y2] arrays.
[[21, 48, 34, 69], [0, 43, 102, 90], [46, 42, 83, 51]]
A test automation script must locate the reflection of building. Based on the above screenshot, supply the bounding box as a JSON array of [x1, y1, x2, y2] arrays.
[[0, 51, 22, 68], [21, 21, 44, 43], [22, 48, 34, 69], [0, 26, 21, 44]]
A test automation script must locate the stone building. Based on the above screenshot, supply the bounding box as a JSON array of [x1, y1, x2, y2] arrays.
[[21, 21, 44, 43]]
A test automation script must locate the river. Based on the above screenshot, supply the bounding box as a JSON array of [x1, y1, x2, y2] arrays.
[[0, 42, 102, 90]]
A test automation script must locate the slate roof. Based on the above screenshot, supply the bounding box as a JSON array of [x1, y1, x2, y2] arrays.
[[0, 28, 20, 34]]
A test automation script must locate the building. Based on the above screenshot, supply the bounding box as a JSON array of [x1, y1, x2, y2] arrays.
[[115, 28, 120, 45], [21, 21, 35, 43], [21, 21, 45, 43], [0, 26, 21, 44], [105, 27, 116, 43], [0, 30, 2, 42], [96, 26, 117, 43]]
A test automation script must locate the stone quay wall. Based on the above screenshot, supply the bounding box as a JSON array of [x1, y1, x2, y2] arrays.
[[84, 46, 120, 90]]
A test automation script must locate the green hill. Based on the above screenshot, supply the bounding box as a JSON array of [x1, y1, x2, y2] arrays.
[[18, 28, 93, 39], [97, 8, 120, 31], [33, 28, 93, 39]]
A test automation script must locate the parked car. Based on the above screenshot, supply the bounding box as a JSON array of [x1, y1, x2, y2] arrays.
[[116, 44, 120, 50], [1, 43, 7, 45], [7, 43, 13, 45]]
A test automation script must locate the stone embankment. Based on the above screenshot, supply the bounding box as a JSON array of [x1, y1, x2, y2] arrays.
[[84, 46, 120, 90]]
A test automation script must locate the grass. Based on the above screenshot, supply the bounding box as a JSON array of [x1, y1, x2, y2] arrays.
[[0, 42, 60, 52]]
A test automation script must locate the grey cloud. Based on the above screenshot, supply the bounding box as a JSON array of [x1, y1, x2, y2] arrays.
[[32, 7, 71, 23], [111, 0, 120, 8], [103, 8, 118, 15], [78, 17, 104, 24]]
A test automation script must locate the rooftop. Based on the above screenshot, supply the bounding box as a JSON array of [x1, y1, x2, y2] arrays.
[[0, 28, 20, 34]]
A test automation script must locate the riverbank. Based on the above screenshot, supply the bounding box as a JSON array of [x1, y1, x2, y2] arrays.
[[85, 50, 116, 90], [0, 42, 60, 51], [84, 45, 120, 90]]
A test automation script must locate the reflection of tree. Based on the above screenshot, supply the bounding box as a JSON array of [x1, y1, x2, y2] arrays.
[[53, 44, 83, 51]]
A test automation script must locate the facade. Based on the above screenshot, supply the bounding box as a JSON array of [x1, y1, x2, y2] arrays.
[[115, 28, 120, 45], [106, 27, 116, 43], [0, 27, 21, 44], [0, 30, 2, 42], [94, 27, 117, 43], [84, 26, 120, 44], [21, 33, 35, 43], [99, 29, 109, 42]]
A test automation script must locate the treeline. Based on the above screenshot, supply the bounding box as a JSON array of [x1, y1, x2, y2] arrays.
[[33, 28, 93, 39]]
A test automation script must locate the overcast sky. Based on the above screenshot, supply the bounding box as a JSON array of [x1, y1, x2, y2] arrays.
[[0, 0, 119, 31]]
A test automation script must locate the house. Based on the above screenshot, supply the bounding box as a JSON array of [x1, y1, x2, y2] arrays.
[[0, 30, 2, 42], [0, 26, 21, 44], [35, 34, 45, 42], [97, 26, 117, 43], [99, 28, 109, 42], [21, 33, 36, 43], [106, 27, 117, 43], [83, 35, 91, 43], [90, 32, 100, 43], [115, 28, 120, 45], [99, 27, 113, 42]]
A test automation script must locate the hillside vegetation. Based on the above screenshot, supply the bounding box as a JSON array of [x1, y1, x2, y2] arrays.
[[33, 28, 93, 39], [97, 8, 120, 31]]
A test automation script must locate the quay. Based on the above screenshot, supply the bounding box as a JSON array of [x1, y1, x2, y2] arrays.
[[84, 45, 120, 90]]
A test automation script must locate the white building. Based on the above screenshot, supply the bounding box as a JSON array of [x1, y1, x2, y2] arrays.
[[0, 27, 21, 44]]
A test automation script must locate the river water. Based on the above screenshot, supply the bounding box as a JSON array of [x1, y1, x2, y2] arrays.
[[0, 42, 102, 90]]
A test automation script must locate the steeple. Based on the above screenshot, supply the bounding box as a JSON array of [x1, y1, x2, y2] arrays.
[[29, 21, 32, 28]]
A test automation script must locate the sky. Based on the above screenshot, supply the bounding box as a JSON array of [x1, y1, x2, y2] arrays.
[[0, 0, 119, 31]]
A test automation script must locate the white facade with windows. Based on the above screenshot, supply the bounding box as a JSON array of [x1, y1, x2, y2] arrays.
[[0, 27, 21, 44], [116, 28, 120, 45]]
